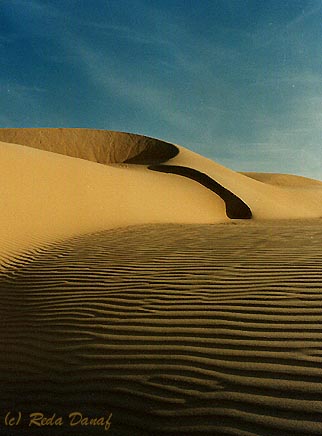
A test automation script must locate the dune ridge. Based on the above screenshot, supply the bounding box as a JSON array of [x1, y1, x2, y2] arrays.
[[241, 172, 322, 188], [0, 128, 179, 164]]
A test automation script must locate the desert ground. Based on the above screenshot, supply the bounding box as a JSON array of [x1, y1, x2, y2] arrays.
[[0, 129, 322, 435]]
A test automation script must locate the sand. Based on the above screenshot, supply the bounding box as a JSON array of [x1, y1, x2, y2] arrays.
[[0, 128, 322, 265], [241, 172, 322, 188], [0, 129, 322, 435]]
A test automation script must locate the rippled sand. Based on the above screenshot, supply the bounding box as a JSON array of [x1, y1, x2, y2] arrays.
[[1, 221, 322, 435]]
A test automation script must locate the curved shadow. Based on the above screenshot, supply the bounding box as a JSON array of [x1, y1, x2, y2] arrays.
[[123, 139, 179, 164], [0, 128, 179, 165], [149, 164, 252, 220]]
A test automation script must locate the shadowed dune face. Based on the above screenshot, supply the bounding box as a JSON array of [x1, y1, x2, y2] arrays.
[[150, 165, 252, 219], [124, 141, 179, 164], [0, 128, 179, 165]]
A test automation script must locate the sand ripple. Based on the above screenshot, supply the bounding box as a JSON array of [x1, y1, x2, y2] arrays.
[[1, 221, 322, 435]]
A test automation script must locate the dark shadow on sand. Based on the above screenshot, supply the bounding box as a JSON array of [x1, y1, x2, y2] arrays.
[[124, 141, 179, 165], [149, 164, 252, 219]]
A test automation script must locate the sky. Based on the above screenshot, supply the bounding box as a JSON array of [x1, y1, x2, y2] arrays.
[[1, 0, 322, 179]]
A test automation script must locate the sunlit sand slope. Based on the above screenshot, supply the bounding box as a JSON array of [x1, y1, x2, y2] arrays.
[[1, 222, 322, 435], [164, 145, 322, 220], [241, 172, 322, 187], [1, 128, 322, 264], [0, 134, 226, 264]]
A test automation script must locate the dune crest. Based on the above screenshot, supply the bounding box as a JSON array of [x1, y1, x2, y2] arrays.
[[242, 172, 322, 188], [0, 128, 179, 164]]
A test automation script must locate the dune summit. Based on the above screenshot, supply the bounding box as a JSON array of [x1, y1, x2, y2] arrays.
[[0, 128, 179, 164], [0, 128, 322, 264]]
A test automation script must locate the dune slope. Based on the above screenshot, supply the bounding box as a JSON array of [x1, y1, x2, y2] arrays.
[[149, 164, 252, 219], [241, 172, 322, 188]]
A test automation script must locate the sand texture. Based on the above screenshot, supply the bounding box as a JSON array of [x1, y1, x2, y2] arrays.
[[1, 129, 322, 435], [1, 222, 322, 435]]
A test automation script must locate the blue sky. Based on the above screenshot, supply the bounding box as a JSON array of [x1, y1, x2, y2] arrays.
[[1, 0, 322, 179]]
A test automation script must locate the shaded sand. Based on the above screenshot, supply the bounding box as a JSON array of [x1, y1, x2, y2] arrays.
[[1, 221, 322, 435], [1, 128, 322, 265], [0, 128, 179, 164]]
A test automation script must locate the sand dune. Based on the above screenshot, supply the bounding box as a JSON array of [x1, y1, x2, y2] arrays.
[[1, 129, 322, 435], [0, 127, 179, 164], [0, 128, 322, 264], [149, 164, 252, 219], [241, 172, 322, 188], [0, 130, 225, 265]]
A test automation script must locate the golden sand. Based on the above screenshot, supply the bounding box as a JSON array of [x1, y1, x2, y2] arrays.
[[0, 128, 321, 265], [1, 129, 322, 434]]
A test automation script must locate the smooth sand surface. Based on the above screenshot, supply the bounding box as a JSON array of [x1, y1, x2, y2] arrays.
[[241, 172, 322, 188], [1, 129, 322, 435]]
